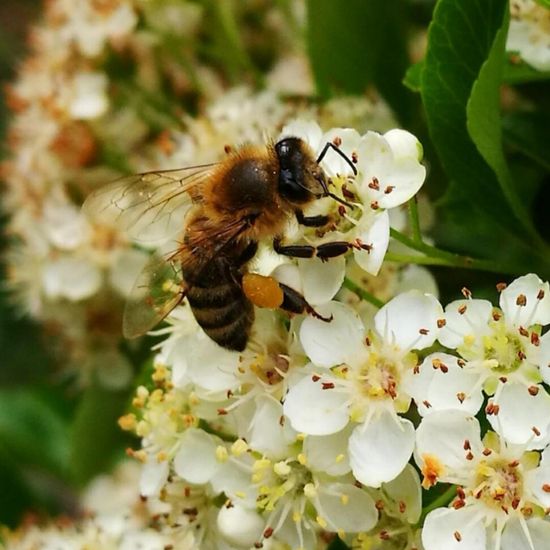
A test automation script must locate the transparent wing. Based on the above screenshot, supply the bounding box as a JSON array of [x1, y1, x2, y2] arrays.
[[83, 164, 217, 244], [122, 215, 253, 338], [123, 251, 186, 339]]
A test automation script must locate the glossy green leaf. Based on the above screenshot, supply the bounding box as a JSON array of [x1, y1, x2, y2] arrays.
[[307, 0, 412, 122], [466, 8, 537, 236], [421, 0, 549, 265]]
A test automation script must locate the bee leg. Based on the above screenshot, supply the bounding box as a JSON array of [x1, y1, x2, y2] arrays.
[[295, 209, 330, 228], [273, 237, 315, 258], [279, 284, 333, 323], [274, 237, 369, 262]]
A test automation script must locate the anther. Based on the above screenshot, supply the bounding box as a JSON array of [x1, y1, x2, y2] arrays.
[[458, 304, 467, 315], [531, 332, 540, 346], [437, 319, 446, 328], [461, 287, 472, 299], [537, 289, 545, 300], [496, 282, 507, 292], [528, 386, 539, 396], [454, 531, 462, 542], [516, 294, 527, 306], [419, 328, 429, 336], [532, 426, 541, 436]]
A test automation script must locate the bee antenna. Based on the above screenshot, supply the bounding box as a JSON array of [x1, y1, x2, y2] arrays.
[[327, 191, 355, 209], [316, 142, 357, 176]]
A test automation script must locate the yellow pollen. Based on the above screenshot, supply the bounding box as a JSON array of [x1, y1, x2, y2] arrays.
[[274, 461, 291, 476], [421, 454, 445, 489], [340, 494, 349, 505], [463, 334, 475, 346], [235, 491, 246, 499], [316, 516, 328, 529], [335, 454, 345, 463], [216, 446, 228, 462], [304, 483, 317, 499], [293, 511, 302, 522], [118, 413, 136, 431], [231, 439, 248, 456], [156, 451, 167, 462], [296, 433, 306, 441], [298, 453, 307, 465]]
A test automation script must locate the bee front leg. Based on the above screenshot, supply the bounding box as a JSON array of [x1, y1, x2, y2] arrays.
[[295, 209, 330, 228]]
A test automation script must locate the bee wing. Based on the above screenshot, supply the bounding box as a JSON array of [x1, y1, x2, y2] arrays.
[[123, 251, 186, 339], [122, 214, 254, 338], [83, 164, 217, 244]]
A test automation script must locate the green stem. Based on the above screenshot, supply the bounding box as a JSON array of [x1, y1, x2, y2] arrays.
[[343, 278, 384, 308], [389, 228, 521, 274], [418, 485, 456, 525], [407, 197, 422, 245]]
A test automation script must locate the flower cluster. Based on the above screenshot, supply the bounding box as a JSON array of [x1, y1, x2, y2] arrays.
[[112, 271, 550, 550], [507, 0, 550, 71], [2, 0, 395, 386]]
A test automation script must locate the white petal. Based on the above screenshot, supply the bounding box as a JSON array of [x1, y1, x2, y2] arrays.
[[353, 210, 390, 276], [299, 256, 345, 305], [374, 290, 443, 351], [173, 429, 222, 484], [316, 482, 378, 532], [247, 396, 296, 459], [43, 257, 101, 300], [303, 427, 352, 476], [422, 507, 486, 550], [69, 72, 109, 120], [139, 459, 169, 497], [382, 464, 422, 524], [438, 299, 493, 349], [349, 412, 415, 487], [318, 127, 361, 176], [376, 157, 426, 209], [271, 262, 302, 293], [396, 264, 439, 298], [217, 504, 264, 548], [279, 119, 323, 150], [403, 352, 484, 416], [501, 517, 550, 550], [185, 334, 240, 392], [299, 301, 365, 367], [384, 129, 423, 161], [525, 462, 550, 508], [536, 331, 550, 385], [488, 382, 550, 447], [415, 410, 482, 481], [283, 374, 349, 435], [500, 274, 550, 328]]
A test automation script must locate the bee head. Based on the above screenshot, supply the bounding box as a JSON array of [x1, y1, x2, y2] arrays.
[[275, 137, 353, 209]]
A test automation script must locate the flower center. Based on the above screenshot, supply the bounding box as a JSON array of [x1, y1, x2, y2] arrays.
[[483, 320, 525, 374], [356, 353, 399, 400], [470, 458, 524, 513], [253, 457, 311, 512]]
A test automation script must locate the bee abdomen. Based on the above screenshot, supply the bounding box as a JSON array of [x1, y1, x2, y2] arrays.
[[187, 282, 253, 352]]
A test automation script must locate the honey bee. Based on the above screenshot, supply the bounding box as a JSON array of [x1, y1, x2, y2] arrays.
[[83, 137, 361, 351]]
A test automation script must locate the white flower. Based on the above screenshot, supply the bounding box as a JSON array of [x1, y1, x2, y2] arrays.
[[283, 291, 443, 486], [42, 256, 102, 300], [278, 121, 426, 279], [507, 0, 550, 71], [69, 72, 109, 120], [416, 409, 550, 550], [434, 274, 550, 446]]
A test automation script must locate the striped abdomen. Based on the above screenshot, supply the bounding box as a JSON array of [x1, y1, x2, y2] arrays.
[[184, 258, 254, 352]]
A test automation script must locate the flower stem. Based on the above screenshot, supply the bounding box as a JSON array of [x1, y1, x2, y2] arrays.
[[343, 278, 384, 308], [418, 485, 456, 525], [389, 228, 520, 274], [407, 197, 423, 245]]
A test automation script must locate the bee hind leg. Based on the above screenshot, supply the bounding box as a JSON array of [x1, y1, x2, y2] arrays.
[[278, 283, 333, 323]]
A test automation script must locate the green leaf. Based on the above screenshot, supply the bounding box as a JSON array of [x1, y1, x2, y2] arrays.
[[421, 0, 549, 264], [69, 383, 133, 485], [306, 0, 413, 122], [327, 537, 350, 550], [534, 0, 550, 7], [466, 8, 537, 236], [403, 60, 424, 92], [503, 111, 550, 171], [0, 388, 70, 476]]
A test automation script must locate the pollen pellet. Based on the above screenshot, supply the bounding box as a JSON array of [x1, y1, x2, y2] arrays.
[[242, 273, 284, 309]]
